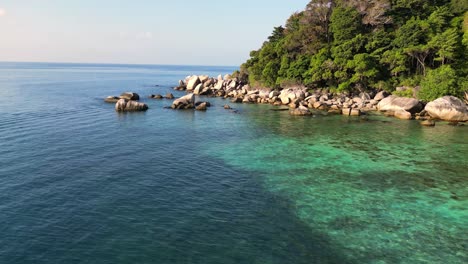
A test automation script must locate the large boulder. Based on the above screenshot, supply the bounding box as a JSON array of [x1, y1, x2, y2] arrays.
[[377, 96, 423, 114], [186, 76, 201, 91], [120, 92, 140, 101], [171, 93, 195, 109], [193, 83, 203, 95], [115, 99, 148, 112], [425, 96, 468, 122]]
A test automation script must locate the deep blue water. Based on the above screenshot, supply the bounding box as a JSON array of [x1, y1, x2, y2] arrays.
[[0, 62, 466, 264]]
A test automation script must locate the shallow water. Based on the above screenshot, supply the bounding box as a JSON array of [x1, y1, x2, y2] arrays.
[[0, 62, 466, 263]]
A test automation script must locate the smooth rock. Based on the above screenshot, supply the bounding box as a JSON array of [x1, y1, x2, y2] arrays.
[[290, 105, 312, 116], [394, 110, 413, 120], [195, 102, 208, 111], [421, 120, 436, 127], [199, 75, 209, 83], [350, 109, 361, 116], [165, 93, 175, 99], [342, 108, 351, 116], [425, 96, 468, 122], [115, 99, 148, 112], [193, 83, 203, 95], [171, 93, 195, 109], [150, 94, 163, 99], [377, 96, 423, 114], [105, 96, 120, 103], [186, 76, 201, 91], [120, 92, 140, 101], [224, 105, 232, 109], [374, 91, 389, 101]]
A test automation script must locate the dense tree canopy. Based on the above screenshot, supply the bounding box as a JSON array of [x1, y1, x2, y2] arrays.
[[239, 0, 468, 101]]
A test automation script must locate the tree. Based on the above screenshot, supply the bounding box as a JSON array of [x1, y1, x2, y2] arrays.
[[347, 53, 380, 90], [429, 28, 459, 64], [330, 6, 362, 44]]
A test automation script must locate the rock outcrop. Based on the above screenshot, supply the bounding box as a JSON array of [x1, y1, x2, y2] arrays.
[[425, 96, 468, 122], [115, 99, 148, 112], [171, 93, 195, 109]]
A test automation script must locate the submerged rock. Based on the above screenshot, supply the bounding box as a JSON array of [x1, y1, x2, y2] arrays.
[[289, 105, 312, 116], [421, 120, 436, 127], [104, 96, 120, 103], [150, 94, 163, 99], [425, 96, 468, 122], [115, 99, 148, 112]]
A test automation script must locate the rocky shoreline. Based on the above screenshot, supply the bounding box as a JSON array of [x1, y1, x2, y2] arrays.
[[105, 74, 468, 125]]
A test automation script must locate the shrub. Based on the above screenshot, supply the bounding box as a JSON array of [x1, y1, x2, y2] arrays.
[[418, 65, 459, 101]]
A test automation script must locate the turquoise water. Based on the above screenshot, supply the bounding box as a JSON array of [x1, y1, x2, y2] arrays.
[[0, 62, 466, 263]]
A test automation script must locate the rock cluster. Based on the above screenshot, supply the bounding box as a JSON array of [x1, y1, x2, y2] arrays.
[[105, 92, 140, 103], [176, 75, 466, 124], [175, 75, 391, 116], [103, 77, 467, 124], [104, 92, 149, 112]]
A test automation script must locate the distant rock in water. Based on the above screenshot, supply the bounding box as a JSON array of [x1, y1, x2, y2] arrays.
[[115, 99, 148, 112], [120, 92, 140, 101], [171, 93, 195, 109], [195, 102, 208, 111], [104, 96, 120, 103], [425, 96, 468, 122], [150, 94, 163, 99], [165, 93, 175, 99]]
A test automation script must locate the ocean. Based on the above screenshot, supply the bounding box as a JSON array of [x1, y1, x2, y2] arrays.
[[0, 62, 466, 263]]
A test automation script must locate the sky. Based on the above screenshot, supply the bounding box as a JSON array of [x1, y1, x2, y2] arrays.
[[0, 1, 309, 66]]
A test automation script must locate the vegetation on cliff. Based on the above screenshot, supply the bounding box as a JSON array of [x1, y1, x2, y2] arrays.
[[237, 0, 468, 101]]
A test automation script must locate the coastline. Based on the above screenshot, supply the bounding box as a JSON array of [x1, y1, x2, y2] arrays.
[[159, 74, 468, 126]]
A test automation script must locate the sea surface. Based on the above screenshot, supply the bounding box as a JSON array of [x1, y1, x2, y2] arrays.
[[0, 62, 466, 264]]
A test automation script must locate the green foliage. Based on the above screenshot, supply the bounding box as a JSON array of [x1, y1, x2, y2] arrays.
[[393, 88, 415, 98], [239, 0, 466, 99], [419, 65, 459, 101], [330, 7, 362, 44]]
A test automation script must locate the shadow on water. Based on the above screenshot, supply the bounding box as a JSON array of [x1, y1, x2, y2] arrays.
[[0, 154, 357, 264]]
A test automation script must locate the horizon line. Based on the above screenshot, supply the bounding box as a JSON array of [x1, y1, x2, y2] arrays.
[[0, 60, 239, 68]]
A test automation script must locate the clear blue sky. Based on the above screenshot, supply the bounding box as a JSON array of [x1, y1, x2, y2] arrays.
[[0, 1, 309, 65]]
